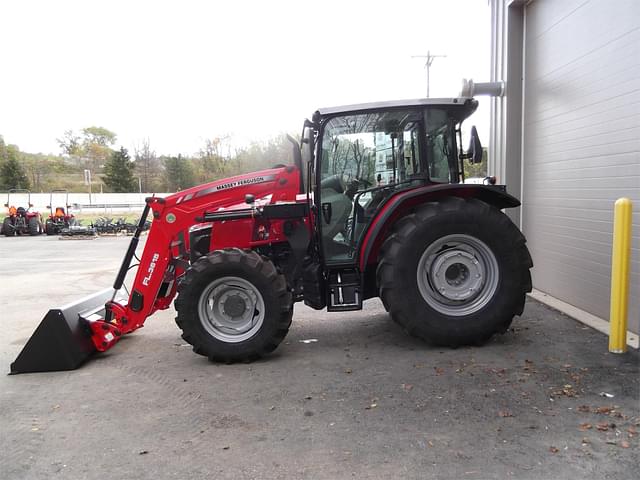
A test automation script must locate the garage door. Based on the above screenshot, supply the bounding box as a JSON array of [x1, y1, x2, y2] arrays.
[[521, 0, 640, 332]]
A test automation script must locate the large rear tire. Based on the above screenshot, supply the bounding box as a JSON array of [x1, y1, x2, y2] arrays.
[[175, 248, 293, 363], [377, 197, 532, 347], [28, 217, 40, 235], [45, 220, 56, 235], [3, 218, 14, 237]]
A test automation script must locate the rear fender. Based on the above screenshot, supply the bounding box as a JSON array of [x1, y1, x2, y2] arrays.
[[358, 184, 521, 270]]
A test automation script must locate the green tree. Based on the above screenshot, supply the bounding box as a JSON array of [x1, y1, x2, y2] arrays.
[[81, 126, 117, 146], [134, 138, 162, 192], [163, 155, 195, 191], [103, 147, 136, 192], [56, 130, 83, 156], [57, 126, 117, 172], [0, 144, 31, 190]]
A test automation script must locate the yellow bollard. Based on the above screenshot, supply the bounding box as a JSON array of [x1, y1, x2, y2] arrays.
[[609, 197, 633, 353]]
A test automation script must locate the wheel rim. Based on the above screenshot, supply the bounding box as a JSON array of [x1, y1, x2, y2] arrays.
[[416, 234, 499, 316], [197, 276, 265, 343]]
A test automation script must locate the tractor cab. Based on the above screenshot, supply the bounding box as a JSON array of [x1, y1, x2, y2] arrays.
[[298, 98, 488, 310]]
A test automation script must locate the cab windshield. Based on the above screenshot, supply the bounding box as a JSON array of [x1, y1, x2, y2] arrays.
[[317, 107, 458, 264]]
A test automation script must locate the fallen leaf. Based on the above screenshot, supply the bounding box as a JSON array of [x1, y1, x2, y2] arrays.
[[401, 383, 413, 392], [578, 405, 591, 413], [549, 446, 559, 454], [434, 367, 445, 376], [222, 446, 230, 450], [595, 406, 614, 414], [578, 423, 592, 431], [499, 410, 514, 418], [627, 427, 637, 436], [138, 450, 149, 455], [620, 440, 630, 448], [596, 422, 610, 432], [344, 368, 352, 374]]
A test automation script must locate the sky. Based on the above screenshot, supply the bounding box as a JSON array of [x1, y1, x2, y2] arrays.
[[0, 0, 491, 157]]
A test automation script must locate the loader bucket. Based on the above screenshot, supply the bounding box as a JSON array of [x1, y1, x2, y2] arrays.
[[10, 288, 115, 374]]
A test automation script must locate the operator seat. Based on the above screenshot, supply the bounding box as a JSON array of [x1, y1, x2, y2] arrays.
[[320, 175, 353, 257]]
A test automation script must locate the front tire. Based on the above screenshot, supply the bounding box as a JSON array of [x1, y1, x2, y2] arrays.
[[377, 197, 533, 347], [175, 248, 293, 363]]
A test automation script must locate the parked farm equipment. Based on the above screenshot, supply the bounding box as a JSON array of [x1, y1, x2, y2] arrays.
[[45, 189, 77, 235], [2, 189, 43, 237], [11, 97, 532, 374], [91, 216, 151, 235]]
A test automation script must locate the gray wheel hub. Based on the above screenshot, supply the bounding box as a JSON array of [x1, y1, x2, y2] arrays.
[[417, 234, 499, 316], [198, 276, 265, 343]]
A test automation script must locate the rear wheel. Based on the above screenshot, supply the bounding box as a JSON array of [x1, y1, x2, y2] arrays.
[[377, 197, 532, 346], [28, 217, 40, 235], [3, 218, 14, 237], [45, 220, 55, 235], [175, 248, 293, 363]]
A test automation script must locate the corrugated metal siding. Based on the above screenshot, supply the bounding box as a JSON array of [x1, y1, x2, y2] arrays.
[[522, 0, 640, 332]]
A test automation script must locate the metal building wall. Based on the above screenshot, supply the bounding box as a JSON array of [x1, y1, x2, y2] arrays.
[[522, 0, 640, 333]]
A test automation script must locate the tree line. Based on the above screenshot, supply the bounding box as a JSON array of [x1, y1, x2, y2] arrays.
[[0, 128, 294, 193]]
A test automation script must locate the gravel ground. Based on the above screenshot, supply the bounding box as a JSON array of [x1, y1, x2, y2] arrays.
[[1, 235, 638, 480]]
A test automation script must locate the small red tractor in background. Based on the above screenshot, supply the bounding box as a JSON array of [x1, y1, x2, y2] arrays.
[[2, 189, 43, 237], [45, 189, 76, 235], [11, 97, 533, 374]]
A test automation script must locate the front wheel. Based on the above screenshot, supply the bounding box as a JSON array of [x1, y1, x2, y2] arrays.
[[377, 197, 533, 347], [175, 248, 293, 363]]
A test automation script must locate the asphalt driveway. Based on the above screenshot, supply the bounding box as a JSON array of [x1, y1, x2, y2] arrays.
[[1, 235, 638, 479]]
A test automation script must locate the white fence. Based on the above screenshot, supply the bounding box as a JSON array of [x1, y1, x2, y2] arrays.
[[2, 192, 171, 214]]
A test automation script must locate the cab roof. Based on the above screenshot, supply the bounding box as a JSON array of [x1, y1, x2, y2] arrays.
[[316, 97, 478, 119]]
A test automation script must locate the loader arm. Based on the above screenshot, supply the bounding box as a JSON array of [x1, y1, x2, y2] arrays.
[[9, 166, 304, 373], [98, 166, 302, 347]]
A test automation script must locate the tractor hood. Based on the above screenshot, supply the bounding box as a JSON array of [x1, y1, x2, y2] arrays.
[[166, 165, 302, 214]]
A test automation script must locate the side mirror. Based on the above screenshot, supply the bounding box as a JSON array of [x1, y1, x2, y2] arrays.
[[468, 126, 483, 164], [286, 134, 302, 170], [46, 205, 51, 209], [286, 134, 305, 194]]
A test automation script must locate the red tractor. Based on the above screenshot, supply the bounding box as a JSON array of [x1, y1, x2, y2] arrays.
[[12, 97, 533, 373], [45, 189, 76, 235], [2, 189, 43, 237]]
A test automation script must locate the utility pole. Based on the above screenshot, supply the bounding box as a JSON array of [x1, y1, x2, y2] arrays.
[[412, 51, 447, 97]]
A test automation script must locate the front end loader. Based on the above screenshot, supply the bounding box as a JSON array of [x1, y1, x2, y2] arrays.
[[11, 97, 533, 374]]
